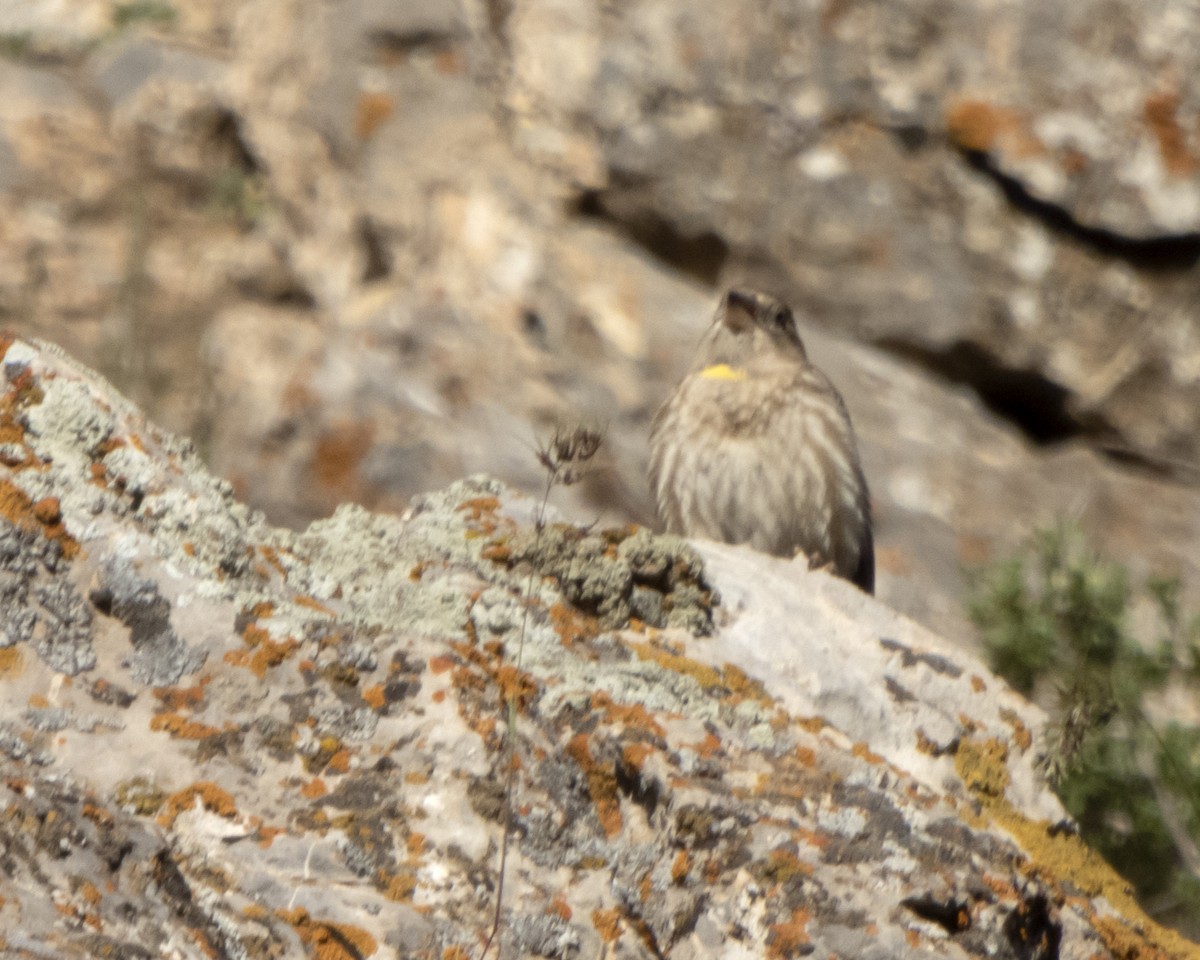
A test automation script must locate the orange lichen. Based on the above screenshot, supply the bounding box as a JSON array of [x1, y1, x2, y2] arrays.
[[693, 732, 723, 758], [361, 684, 386, 709], [294, 594, 335, 616], [548, 601, 600, 645], [428, 655, 455, 675], [277, 908, 378, 960], [379, 869, 417, 902], [0, 648, 24, 676], [0, 479, 79, 558], [157, 781, 239, 828], [592, 908, 623, 944], [149, 712, 225, 740], [1143, 89, 1196, 177], [300, 778, 327, 799], [153, 680, 209, 711], [671, 849, 690, 884], [355, 91, 394, 140], [970, 675, 987, 693], [456, 496, 500, 522], [548, 895, 572, 921], [312, 419, 375, 495], [999, 708, 1033, 752], [225, 623, 299, 678], [565, 733, 622, 837], [622, 742, 655, 771], [81, 802, 114, 829], [851, 741, 885, 765], [793, 745, 816, 766], [945, 99, 1045, 158], [592, 691, 666, 737], [768, 907, 811, 958]]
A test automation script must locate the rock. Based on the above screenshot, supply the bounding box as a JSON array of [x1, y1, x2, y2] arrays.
[[0, 0, 1198, 731], [1, 336, 1192, 959]]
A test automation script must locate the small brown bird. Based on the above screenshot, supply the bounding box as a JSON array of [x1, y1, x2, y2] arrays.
[[649, 288, 874, 593]]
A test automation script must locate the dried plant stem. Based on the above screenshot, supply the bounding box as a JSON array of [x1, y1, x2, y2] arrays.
[[478, 426, 602, 960]]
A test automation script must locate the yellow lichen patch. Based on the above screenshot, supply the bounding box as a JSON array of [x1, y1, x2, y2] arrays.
[[114, 777, 165, 816], [758, 846, 814, 886], [954, 737, 1010, 799], [958, 741, 1200, 960], [0, 480, 79, 559], [277, 908, 378, 960], [768, 906, 811, 958], [157, 781, 239, 828], [851, 741, 885, 765], [627, 640, 722, 690], [565, 733, 622, 837], [719, 663, 773, 706], [592, 907, 623, 944]]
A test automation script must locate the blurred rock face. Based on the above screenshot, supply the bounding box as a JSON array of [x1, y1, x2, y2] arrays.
[[1, 0, 1199, 639]]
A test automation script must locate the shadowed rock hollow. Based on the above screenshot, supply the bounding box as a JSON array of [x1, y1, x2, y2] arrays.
[[2, 338, 1196, 958]]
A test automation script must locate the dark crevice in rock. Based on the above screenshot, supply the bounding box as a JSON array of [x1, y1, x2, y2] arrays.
[[900, 893, 971, 933], [203, 109, 260, 175], [357, 216, 392, 283], [569, 189, 730, 286], [368, 29, 462, 55], [878, 339, 1089, 445], [960, 150, 1200, 272]]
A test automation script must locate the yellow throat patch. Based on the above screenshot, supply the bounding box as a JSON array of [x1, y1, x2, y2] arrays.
[[698, 363, 746, 381]]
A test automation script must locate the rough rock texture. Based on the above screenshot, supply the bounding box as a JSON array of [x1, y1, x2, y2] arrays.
[[2, 339, 1196, 958], [1, 0, 1199, 650]]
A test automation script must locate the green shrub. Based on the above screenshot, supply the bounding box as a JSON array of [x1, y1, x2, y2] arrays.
[[968, 523, 1200, 936]]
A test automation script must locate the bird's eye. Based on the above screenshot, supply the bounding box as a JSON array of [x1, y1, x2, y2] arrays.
[[772, 307, 793, 330]]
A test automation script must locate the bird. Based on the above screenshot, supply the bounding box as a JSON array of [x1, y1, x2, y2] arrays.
[[649, 288, 874, 593]]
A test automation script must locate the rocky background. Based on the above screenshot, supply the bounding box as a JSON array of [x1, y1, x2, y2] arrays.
[[1, 0, 1199, 643]]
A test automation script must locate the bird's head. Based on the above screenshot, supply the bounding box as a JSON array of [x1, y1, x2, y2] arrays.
[[697, 288, 808, 373]]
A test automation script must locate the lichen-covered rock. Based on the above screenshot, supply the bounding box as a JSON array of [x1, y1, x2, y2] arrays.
[[1, 337, 1195, 958]]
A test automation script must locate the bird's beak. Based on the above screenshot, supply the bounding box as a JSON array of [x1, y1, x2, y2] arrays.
[[722, 289, 757, 333]]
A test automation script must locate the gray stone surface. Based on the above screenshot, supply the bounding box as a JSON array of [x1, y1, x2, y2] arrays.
[[0, 0, 1198, 699], [1, 335, 1194, 959]]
